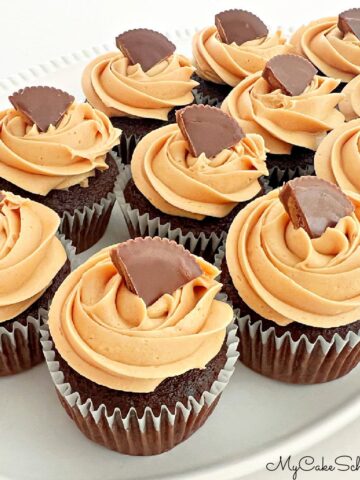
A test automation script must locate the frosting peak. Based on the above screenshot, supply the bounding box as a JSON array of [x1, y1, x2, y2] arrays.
[[48, 244, 233, 392], [131, 123, 268, 220], [0, 102, 121, 195]]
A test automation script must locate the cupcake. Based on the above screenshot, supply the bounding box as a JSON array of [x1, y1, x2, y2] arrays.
[[338, 74, 360, 120], [117, 104, 268, 260], [0, 191, 72, 376], [291, 8, 360, 88], [315, 118, 360, 193], [219, 176, 360, 384], [192, 9, 294, 105], [82, 28, 198, 164], [0, 86, 121, 253], [42, 236, 237, 455], [222, 54, 345, 188]]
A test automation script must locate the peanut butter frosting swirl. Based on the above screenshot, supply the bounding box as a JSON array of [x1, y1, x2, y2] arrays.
[[48, 245, 233, 392], [222, 72, 345, 154], [0, 102, 120, 195], [291, 17, 360, 84], [315, 119, 360, 195], [339, 75, 360, 120], [82, 51, 197, 121], [193, 26, 294, 87], [226, 188, 360, 328], [0, 191, 67, 323], [131, 124, 268, 220]]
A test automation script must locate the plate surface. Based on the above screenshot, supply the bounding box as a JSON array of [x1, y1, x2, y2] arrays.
[[0, 32, 360, 480]]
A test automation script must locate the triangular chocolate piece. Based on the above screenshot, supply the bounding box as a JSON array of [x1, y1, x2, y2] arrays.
[[280, 176, 354, 239], [176, 105, 245, 158], [9, 86, 74, 132], [116, 29, 176, 72], [215, 9, 268, 45], [110, 237, 202, 307], [338, 8, 360, 39], [262, 54, 317, 96]]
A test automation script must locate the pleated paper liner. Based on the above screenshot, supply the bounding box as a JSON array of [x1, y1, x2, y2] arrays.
[[115, 164, 225, 260], [215, 245, 360, 384], [59, 153, 122, 253], [0, 236, 75, 376], [40, 324, 239, 456]]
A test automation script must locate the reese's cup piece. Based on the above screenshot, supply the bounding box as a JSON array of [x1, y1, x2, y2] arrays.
[[116, 29, 176, 72], [110, 237, 202, 306], [262, 54, 317, 96], [215, 9, 268, 45], [176, 104, 245, 158], [338, 8, 360, 39], [9, 86, 74, 132], [279, 176, 354, 239]]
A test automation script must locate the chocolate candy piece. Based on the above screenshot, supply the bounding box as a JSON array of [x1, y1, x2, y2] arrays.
[[262, 54, 317, 96], [9, 86, 74, 133], [338, 8, 360, 39], [116, 29, 176, 72], [110, 237, 202, 307], [176, 104, 245, 158], [279, 176, 354, 239], [215, 9, 268, 45]]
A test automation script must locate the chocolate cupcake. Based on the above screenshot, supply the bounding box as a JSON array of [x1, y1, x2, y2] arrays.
[[116, 104, 268, 260], [0, 86, 121, 252], [222, 54, 345, 188], [192, 9, 295, 105], [338, 74, 360, 120], [218, 176, 360, 384], [42, 237, 237, 455], [291, 9, 360, 89], [0, 191, 73, 376], [82, 28, 198, 164]]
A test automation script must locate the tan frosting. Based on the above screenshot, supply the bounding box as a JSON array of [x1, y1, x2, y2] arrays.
[[193, 25, 294, 87], [131, 124, 268, 220], [82, 51, 197, 121], [48, 245, 233, 392], [222, 72, 345, 154], [226, 188, 360, 328], [339, 75, 360, 120], [291, 17, 360, 83], [0, 102, 120, 195], [315, 119, 360, 195], [0, 191, 66, 323]]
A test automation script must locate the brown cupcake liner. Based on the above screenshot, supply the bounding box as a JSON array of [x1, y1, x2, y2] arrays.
[[40, 324, 239, 456], [115, 164, 225, 259], [59, 153, 122, 254], [0, 236, 75, 377], [214, 245, 360, 384], [267, 163, 315, 190]]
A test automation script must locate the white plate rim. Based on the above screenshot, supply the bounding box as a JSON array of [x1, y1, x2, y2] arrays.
[[0, 29, 359, 480]]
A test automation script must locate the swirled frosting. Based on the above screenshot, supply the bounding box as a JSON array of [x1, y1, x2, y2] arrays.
[[48, 244, 233, 392], [193, 25, 294, 87], [222, 72, 345, 154], [339, 75, 360, 120], [82, 51, 197, 120], [131, 124, 268, 220], [226, 188, 360, 328], [0, 102, 121, 195], [291, 17, 360, 83], [0, 191, 67, 323], [315, 119, 360, 195]]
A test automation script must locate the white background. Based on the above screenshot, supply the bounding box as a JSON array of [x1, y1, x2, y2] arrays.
[[1, 1, 360, 479]]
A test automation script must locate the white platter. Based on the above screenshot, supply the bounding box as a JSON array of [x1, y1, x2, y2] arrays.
[[0, 31, 360, 480]]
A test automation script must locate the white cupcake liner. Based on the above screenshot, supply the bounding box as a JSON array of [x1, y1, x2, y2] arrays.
[[40, 323, 239, 455], [60, 152, 123, 254], [114, 163, 225, 260], [0, 235, 75, 376], [215, 244, 360, 384]]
